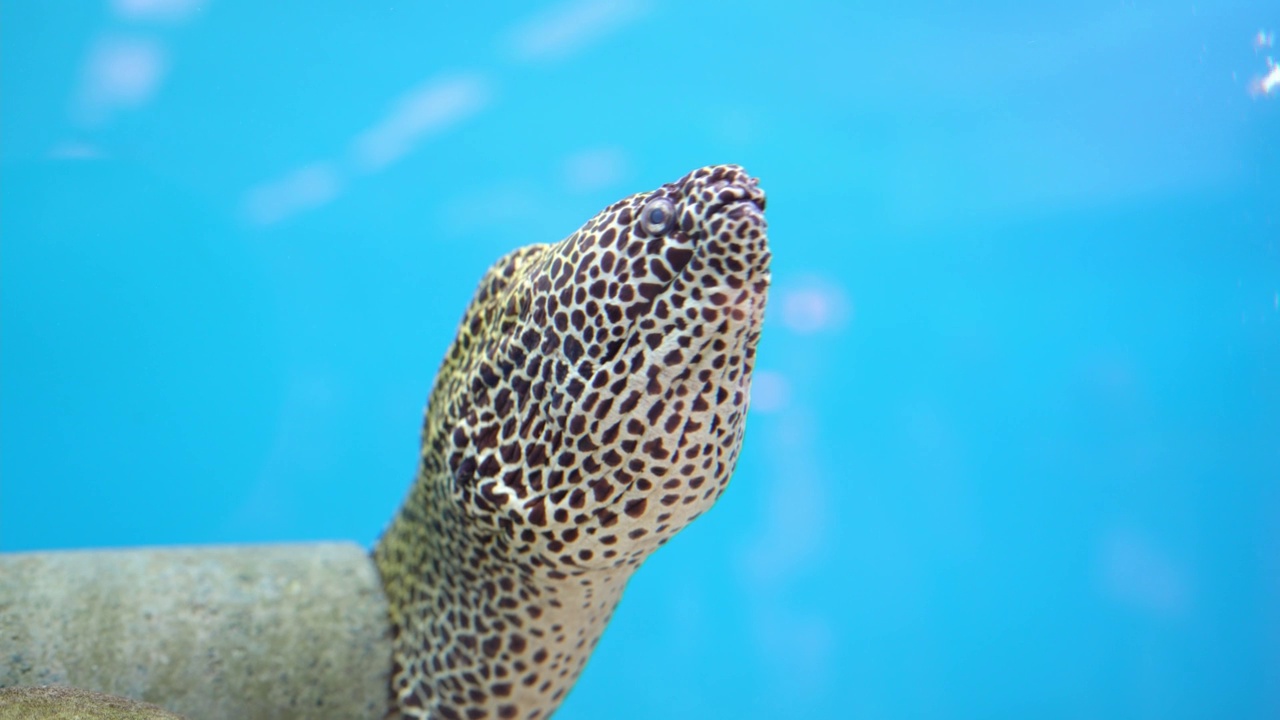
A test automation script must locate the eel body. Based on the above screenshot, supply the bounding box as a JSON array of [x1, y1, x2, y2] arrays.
[[373, 164, 771, 719]]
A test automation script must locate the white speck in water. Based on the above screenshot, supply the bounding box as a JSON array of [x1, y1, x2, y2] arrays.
[[1249, 59, 1280, 97], [1247, 30, 1278, 97]]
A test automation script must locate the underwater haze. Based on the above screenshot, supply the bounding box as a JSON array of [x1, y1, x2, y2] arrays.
[[2, 1, 1278, 718]]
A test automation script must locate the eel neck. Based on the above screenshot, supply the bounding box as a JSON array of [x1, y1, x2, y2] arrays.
[[373, 475, 634, 719]]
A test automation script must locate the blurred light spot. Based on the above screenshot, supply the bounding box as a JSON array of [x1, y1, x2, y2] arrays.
[[777, 277, 851, 334], [75, 36, 167, 126], [749, 370, 790, 414], [441, 182, 541, 235], [738, 413, 828, 586], [112, 0, 206, 22], [220, 370, 336, 538], [49, 141, 106, 160], [747, 608, 834, 708], [352, 75, 491, 172], [243, 163, 342, 226], [1254, 29, 1275, 50], [1248, 57, 1279, 97], [1100, 527, 1192, 619], [506, 0, 648, 62], [1081, 351, 1139, 398], [715, 108, 760, 146], [562, 147, 629, 193], [738, 463, 825, 586]]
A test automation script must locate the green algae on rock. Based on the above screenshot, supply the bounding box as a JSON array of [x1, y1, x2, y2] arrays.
[[0, 686, 186, 720]]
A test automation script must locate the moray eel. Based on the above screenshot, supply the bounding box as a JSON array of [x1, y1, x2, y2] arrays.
[[374, 164, 771, 720]]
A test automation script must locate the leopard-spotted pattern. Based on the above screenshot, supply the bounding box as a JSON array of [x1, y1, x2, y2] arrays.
[[373, 164, 771, 720]]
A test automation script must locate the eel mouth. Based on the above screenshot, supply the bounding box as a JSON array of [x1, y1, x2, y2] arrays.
[[646, 174, 769, 307], [661, 177, 768, 281]]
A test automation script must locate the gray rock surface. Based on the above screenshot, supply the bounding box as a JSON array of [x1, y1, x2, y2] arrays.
[[0, 543, 391, 720]]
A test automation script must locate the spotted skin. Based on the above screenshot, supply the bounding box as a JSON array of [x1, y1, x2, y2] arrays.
[[373, 165, 771, 720]]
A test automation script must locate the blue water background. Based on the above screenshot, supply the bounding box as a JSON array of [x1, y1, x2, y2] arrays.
[[3, 1, 1278, 717]]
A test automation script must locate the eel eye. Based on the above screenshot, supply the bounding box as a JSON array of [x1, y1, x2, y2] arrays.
[[640, 197, 676, 236]]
